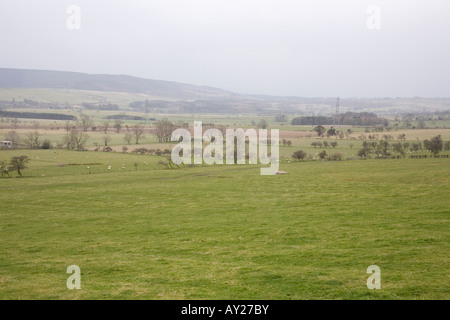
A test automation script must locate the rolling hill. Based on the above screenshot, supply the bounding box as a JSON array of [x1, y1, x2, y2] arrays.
[[1, 68, 449, 115], [0, 68, 231, 99]]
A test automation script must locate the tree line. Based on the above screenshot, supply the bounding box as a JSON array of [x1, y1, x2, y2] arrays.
[[292, 135, 448, 162], [0, 110, 76, 121], [292, 112, 388, 126], [356, 135, 447, 159]]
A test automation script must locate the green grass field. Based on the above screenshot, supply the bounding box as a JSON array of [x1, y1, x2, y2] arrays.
[[0, 149, 448, 299], [0, 88, 177, 107]]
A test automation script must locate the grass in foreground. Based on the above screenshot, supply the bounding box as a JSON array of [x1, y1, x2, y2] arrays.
[[0, 150, 449, 299]]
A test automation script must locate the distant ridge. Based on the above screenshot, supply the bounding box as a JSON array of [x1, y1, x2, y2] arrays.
[[1, 68, 448, 115], [0, 68, 231, 99]]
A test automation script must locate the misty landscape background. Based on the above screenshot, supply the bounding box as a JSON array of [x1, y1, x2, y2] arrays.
[[1, 0, 449, 99]]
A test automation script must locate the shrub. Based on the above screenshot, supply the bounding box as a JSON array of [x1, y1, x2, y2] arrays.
[[330, 152, 343, 161], [41, 139, 52, 149], [318, 150, 327, 160], [444, 141, 450, 151], [357, 147, 370, 159], [292, 150, 307, 160], [133, 148, 149, 155]]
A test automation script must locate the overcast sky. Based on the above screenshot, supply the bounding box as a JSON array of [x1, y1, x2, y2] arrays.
[[0, 0, 449, 97]]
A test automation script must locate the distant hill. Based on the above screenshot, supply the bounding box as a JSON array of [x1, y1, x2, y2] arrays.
[[0, 68, 231, 99], [1, 68, 449, 115]]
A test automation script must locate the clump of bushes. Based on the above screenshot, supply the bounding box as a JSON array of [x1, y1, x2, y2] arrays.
[[318, 150, 327, 160], [132, 148, 149, 155], [292, 150, 307, 160], [330, 152, 343, 161], [41, 139, 52, 149]]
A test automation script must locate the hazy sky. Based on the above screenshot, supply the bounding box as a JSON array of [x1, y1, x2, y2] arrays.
[[0, 0, 449, 97]]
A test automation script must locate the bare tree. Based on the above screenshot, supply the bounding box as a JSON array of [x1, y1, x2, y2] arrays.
[[78, 114, 93, 132], [123, 132, 133, 145], [155, 119, 173, 143], [65, 121, 73, 133], [11, 118, 19, 129], [258, 119, 268, 129], [132, 124, 145, 144], [4, 131, 20, 147], [102, 121, 110, 133], [24, 131, 41, 149], [63, 128, 89, 150], [114, 119, 123, 133], [103, 135, 112, 146]]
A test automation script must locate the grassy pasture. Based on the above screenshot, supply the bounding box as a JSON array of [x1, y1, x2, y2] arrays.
[[0, 149, 448, 299], [1, 126, 450, 165], [2, 109, 450, 160], [0, 88, 175, 107]]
